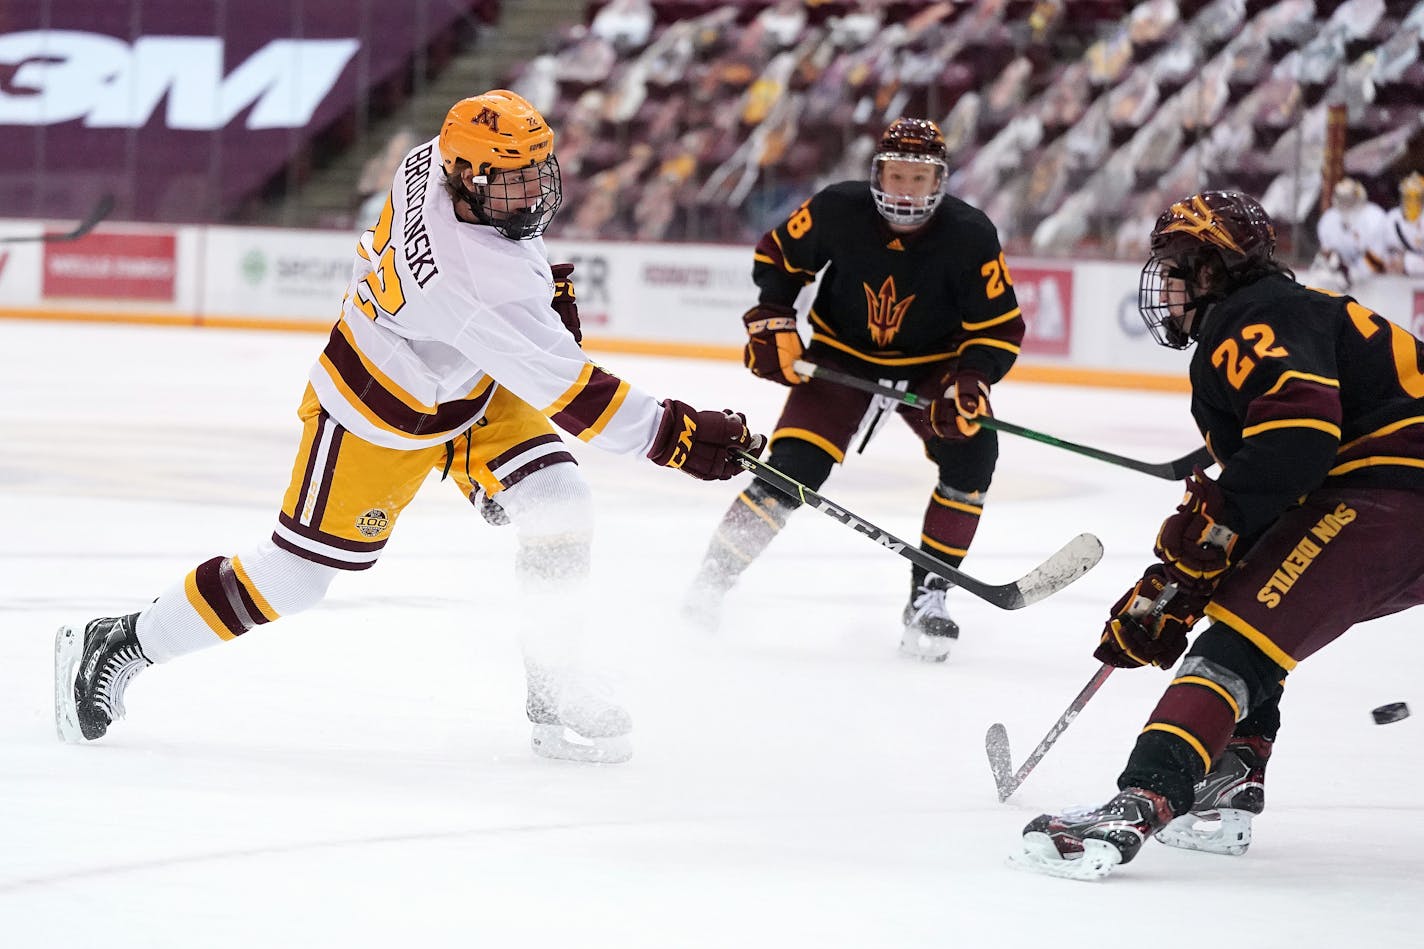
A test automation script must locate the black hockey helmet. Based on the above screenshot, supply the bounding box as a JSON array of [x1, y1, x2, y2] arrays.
[[1138, 191, 1278, 349]]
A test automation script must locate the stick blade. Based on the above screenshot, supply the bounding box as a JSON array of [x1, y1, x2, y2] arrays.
[[985, 722, 1016, 802], [1010, 533, 1104, 608]]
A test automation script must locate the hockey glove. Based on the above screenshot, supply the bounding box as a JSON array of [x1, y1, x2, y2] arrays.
[[928, 369, 991, 440], [1095, 564, 1210, 669], [742, 303, 805, 386], [551, 262, 581, 345], [647, 400, 765, 481], [1154, 467, 1239, 593]]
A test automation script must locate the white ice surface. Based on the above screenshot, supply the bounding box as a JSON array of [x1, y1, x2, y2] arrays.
[[2, 321, 1419, 947]]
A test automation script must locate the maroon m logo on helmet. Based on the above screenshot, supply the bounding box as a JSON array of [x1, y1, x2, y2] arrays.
[[472, 107, 500, 132]]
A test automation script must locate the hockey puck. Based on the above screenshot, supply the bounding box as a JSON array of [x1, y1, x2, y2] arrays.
[[1371, 702, 1410, 725]]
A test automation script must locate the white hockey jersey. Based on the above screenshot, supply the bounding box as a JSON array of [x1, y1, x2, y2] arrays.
[[1315, 201, 1390, 280], [1382, 206, 1424, 276], [310, 136, 662, 455]]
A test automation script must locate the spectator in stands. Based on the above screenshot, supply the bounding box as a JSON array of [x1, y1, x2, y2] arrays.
[[757, 0, 809, 50], [1310, 177, 1390, 292], [1383, 171, 1424, 276], [590, 0, 655, 55], [555, 25, 617, 86]]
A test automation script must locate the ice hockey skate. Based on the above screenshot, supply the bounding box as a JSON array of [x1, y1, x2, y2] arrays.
[[1155, 735, 1271, 856], [899, 575, 958, 662], [680, 574, 729, 633], [1011, 787, 1174, 881], [526, 672, 632, 764], [55, 613, 151, 743]]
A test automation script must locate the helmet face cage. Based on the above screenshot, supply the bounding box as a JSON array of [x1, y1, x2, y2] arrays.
[[870, 118, 948, 227], [1138, 255, 1198, 350], [470, 154, 563, 240]]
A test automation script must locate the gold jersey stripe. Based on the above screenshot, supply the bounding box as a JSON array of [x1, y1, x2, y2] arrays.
[[230, 555, 279, 623], [921, 535, 968, 557], [543, 361, 596, 416], [577, 378, 632, 443], [1337, 415, 1424, 452], [1172, 674, 1241, 721], [961, 307, 1022, 331], [1204, 602, 1298, 671], [1242, 417, 1341, 440], [184, 569, 237, 641], [1143, 722, 1211, 770], [771, 426, 845, 463], [808, 332, 952, 366], [335, 319, 436, 414], [1264, 370, 1339, 395]]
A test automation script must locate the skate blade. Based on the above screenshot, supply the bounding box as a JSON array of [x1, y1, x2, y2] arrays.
[[1154, 809, 1252, 856], [54, 625, 84, 743], [531, 724, 632, 764], [1007, 833, 1122, 881], [898, 637, 952, 663]]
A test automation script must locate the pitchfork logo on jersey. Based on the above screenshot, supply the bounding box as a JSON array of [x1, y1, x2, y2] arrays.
[[355, 509, 390, 537], [863, 276, 916, 346]]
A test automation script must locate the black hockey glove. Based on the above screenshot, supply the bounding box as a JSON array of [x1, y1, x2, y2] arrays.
[[742, 303, 805, 386], [1095, 564, 1210, 669], [551, 262, 581, 345], [647, 400, 765, 481]]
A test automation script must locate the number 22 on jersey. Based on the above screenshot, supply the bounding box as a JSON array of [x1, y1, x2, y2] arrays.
[[352, 192, 408, 319]]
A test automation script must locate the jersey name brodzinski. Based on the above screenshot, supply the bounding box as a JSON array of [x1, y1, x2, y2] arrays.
[[401, 144, 440, 289]]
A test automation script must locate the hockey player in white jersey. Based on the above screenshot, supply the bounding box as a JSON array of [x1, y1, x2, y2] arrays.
[[54, 90, 764, 764], [1382, 171, 1424, 276], [1308, 177, 1390, 291]]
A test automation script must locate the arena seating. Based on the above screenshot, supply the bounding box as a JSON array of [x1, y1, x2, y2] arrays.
[[513, 0, 1424, 258]]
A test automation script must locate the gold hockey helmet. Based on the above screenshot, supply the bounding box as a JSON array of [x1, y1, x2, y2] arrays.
[[438, 90, 561, 240]]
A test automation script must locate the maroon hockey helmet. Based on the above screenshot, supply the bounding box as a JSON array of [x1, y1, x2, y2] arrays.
[[1138, 191, 1278, 349], [870, 118, 948, 227]]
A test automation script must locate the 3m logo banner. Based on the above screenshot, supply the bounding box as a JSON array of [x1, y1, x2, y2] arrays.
[[0, 1, 486, 223], [43, 233, 177, 301], [0, 33, 357, 130]]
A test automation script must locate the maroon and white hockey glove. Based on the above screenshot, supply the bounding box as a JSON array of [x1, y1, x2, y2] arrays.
[[647, 400, 765, 481], [1095, 564, 1210, 669], [1154, 467, 1239, 592], [742, 303, 805, 386], [551, 262, 581, 345], [927, 368, 992, 440]]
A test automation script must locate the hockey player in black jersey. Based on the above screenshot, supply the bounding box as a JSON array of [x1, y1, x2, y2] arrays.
[[682, 117, 1025, 661], [1015, 190, 1424, 880]]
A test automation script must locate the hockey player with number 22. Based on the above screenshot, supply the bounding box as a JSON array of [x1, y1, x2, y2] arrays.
[[54, 90, 763, 765], [684, 118, 1024, 661], [1015, 191, 1424, 880]]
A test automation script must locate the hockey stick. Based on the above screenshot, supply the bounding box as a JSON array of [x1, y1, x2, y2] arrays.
[[984, 582, 1178, 801], [0, 194, 115, 245], [733, 450, 1103, 610], [793, 359, 1213, 481]]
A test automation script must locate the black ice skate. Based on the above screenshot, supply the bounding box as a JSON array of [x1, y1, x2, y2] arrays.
[[1155, 735, 1272, 856], [899, 575, 959, 662], [55, 613, 151, 743], [526, 668, 633, 764], [1012, 787, 1174, 881]]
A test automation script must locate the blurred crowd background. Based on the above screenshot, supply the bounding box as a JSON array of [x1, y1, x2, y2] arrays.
[[6, 0, 1424, 269]]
